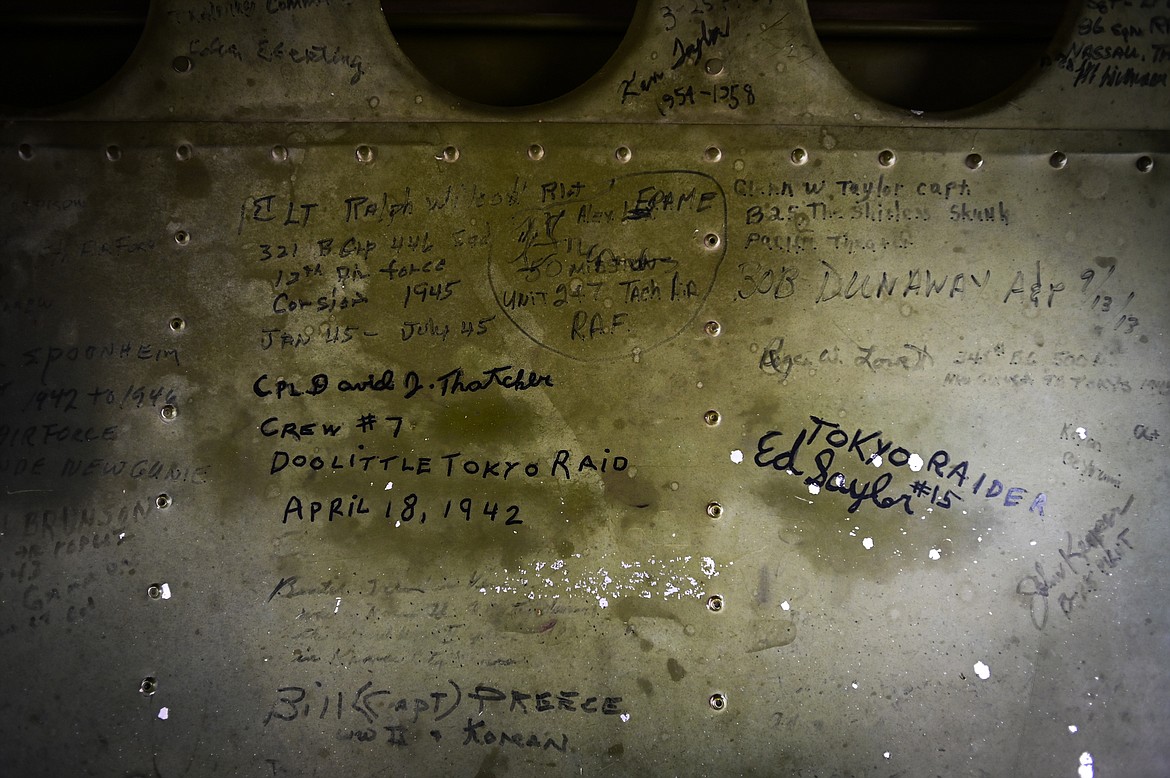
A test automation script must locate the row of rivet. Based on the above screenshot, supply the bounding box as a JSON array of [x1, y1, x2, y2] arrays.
[[11, 142, 1158, 173]]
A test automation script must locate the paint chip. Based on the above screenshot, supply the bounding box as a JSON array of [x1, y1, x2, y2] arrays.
[[862, 537, 874, 550], [157, 707, 169, 720], [598, 597, 609, 609], [730, 449, 744, 464], [883, 752, 890, 759], [620, 713, 631, 722], [974, 660, 990, 680], [780, 600, 790, 611], [870, 455, 883, 467], [929, 548, 942, 560], [808, 483, 821, 495], [160, 583, 172, 600], [384, 481, 393, 490], [700, 557, 716, 577], [1078, 752, 1094, 778], [908, 453, 924, 471], [1076, 427, 1087, 440], [1068, 725, 1078, 733]]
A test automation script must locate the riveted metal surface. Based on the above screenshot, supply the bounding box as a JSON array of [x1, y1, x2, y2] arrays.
[[1, 1, 1169, 776]]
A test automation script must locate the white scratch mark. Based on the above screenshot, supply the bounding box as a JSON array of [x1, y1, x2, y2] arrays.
[[620, 713, 631, 722], [334, 597, 341, 614]]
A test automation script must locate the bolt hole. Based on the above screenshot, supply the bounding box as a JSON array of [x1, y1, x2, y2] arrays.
[[174, 230, 190, 246], [703, 410, 721, 427], [172, 56, 193, 74], [706, 594, 724, 612], [878, 149, 896, 167], [105, 145, 122, 162], [175, 144, 193, 162], [615, 146, 632, 163], [709, 693, 727, 711], [527, 143, 545, 161], [965, 153, 983, 170], [140, 677, 158, 696], [441, 145, 460, 163], [160, 405, 178, 423], [703, 233, 721, 250], [156, 493, 172, 510], [355, 145, 374, 163], [169, 317, 185, 332], [706, 502, 723, 519], [1136, 155, 1154, 173], [704, 146, 722, 163], [147, 584, 163, 599], [704, 320, 721, 337], [18, 144, 33, 160], [1049, 151, 1067, 169], [790, 147, 808, 165]]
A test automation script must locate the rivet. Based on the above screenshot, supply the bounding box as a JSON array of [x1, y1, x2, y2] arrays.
[[174, 230, 190, 246], [615, 146, 632, 163], [171, 56, 193, 74], [105, 145, 122, 162], [703, 410, 721, 426], [706, 594, 724, 612], [147, 584, 163, 600], [1136, 155, 1154, 173], [703, 233, 721, 250], [175, 144, 193, 162], [705, 58, 724, 75], [790, 147, 807, 165], [160, 405, 178, 422], [528, 143, 545, 161], [704, 320, 721, 337], [271, 145, 289, 162], [140, 677, 158, 696], [1049, 151, 1067, 169], [355, 145, 374, 163], [704, 146, 722, 163], [18, 143, 33, 161], [155, 494, 172, 510], [441, 145, 460, 163], [706, 502, 723, 519], [709, 693, 727, 711], [965, 153, 983, 170], [878, 149, 896, 167], [169, 317, 185, 332]]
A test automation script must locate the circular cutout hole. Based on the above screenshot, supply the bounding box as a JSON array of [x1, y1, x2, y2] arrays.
[[1049, 151, 1067, 169], [527, 143, 545, 161], [965, 153, 983, 170], [706, 502, 723, 519], [809, 0, 1072, 112], [172, 55, 193, 74], [147, 584, 163, 599], [160, 405, 178, 422], [18, 143, 33, 160], [441, 145, 460, 163], [790, 147, 808, 165], [703, 410, 721, 427], [708, 693, 727, 711], [271, 145, 289, 162], [175, 144, 193, 162], [1136, 155, 1153, 173], [0, 3, 150, 108], [169, 317, 185, 332], [703, 233, 721, 250], [155, 493, 172, 510], [704, 58, 724, 75], [105, 145, 122, 162], [614, 146, 632, 164], [384, 2, 636, 106], [704, 146, 722, 163], [878, 149, 896, 167], [704, 320, 721, 337], [174, 230, 190, 246], [140, 677, 158, 696], [706, 594, 724, 612], [355, 144, 375, 163]]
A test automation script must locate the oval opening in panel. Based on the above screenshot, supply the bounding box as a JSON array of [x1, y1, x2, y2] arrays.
[[0, 0, 150, 110], [384, 0, 636, 107], [809, 0, 1074, 113]]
